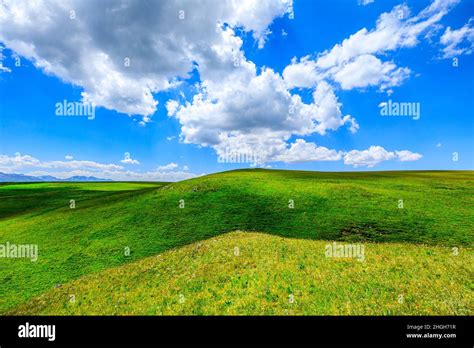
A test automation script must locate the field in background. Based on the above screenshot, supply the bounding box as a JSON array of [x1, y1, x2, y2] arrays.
[[0, 170, 472, 314]]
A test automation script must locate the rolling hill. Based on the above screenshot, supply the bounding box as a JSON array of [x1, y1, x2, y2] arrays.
[[0, 170, 473, 315], [8, 231, 472, 315]]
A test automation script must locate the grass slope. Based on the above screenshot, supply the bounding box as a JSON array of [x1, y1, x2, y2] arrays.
[[0, 170, 473, 314], [9, 232, 473, 315]]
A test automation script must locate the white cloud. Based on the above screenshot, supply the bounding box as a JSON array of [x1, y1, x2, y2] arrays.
[[166, 100, 180, 117], [344, 146, 396, 167], [65, 155, 74, 160], [120, 158, 140, 165], [316, 1, 459, 70], [440, 19, 474, 58], [0, 0, 292, 119], [0, 45, 11, 72], [0, 0, 363, 165], [332, 54, 411, 91], [120, 152, 140, 165], [0, 0, 438, 166], [36, 160, 123, 170], [0, 153, 123, 173], [275, 139, 342, 163], [310, 81, 359, 134], [0, 153, 41, 169], [0, 64, 10, 73], [170, 64, 358, 164], [28, 169, 200, 182], [157, 162, 179, 171], [0, 153, 200, 182], [344, 146, 422, 167], [395, 150, 423, 162], [235, 0, 452, 164], [283, 56, 321, 88], [283, 1, 458, 91], [358, 0, 375, 6], [224, 0, 292, 49]]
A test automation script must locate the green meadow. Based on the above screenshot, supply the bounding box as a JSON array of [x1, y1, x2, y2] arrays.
[[0, 170, 473, 315]]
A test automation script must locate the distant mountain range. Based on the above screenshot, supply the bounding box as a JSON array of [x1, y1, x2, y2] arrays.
[[0, 172, 112, 182]]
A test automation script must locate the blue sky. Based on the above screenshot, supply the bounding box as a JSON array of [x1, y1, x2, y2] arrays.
[[0, 0, 473, 181]]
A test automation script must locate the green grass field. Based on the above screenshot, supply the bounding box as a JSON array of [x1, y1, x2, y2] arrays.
[[0, 170, 473, 315]]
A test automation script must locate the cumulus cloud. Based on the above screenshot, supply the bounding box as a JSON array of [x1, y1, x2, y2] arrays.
[[0, 0, 292, 119], [0, 44, 11, 72], [315, 1, 459, 70], [157, 163, 179, 171], [166, 100, 180, 117], [282, 1, 458, 90], [440, 19, 474, 58], [0, 0, 364, 165], [225, 0, 293, 48], [344, 146, 396, 167], [395, 150, 423, 162], [344, 146, 422, 167], [247, 0, 452, 165], [65, 155, 74, 160], [332, 55, 411, 91], [0, 0, 436, 166], [120, 152, 140, 165], [28, 169, 200, 182], [0, 153, 123, 172], [275, 139, 342, 163], [169, 65, 358, 163], [0, 144, 423, 177], [0, 153, 200, 181], [311, 81, 359, 134], [283, 56, 322, 88]]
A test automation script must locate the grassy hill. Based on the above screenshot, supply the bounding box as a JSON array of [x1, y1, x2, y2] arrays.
[[8, 231, 472, 315], [0, 170, 473, 314]]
